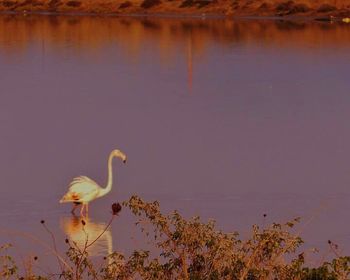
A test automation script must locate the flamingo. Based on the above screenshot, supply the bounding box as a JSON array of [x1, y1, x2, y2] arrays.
[[59, 149, 127, 216]]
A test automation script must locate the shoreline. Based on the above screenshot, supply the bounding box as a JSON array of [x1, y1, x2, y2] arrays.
[[0, 10, 350, 22], [0, 0, 349, 21]]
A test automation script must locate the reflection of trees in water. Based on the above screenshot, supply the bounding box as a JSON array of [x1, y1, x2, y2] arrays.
[[0, 15, 349, 56], [60, 216, 113, 258], [275, 20, 306, 31], [0, 15, 348, 93]]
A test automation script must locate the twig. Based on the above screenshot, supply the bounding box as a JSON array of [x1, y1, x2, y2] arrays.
[[41, 222, 65, 274], [0, 228, 73, 274], [86, 215, 115, 249]]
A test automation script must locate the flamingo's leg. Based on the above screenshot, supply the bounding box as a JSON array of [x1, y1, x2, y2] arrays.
[[80, 204, 85, 216]]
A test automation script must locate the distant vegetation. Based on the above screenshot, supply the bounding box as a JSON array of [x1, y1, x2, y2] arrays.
[[1, 195, 349, 279], [0, 0, 349, 18]]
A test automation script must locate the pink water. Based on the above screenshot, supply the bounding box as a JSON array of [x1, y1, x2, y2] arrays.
[[0, 15, 349, 271]]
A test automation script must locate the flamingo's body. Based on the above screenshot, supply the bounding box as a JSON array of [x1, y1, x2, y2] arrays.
[[59, 149, 127, 216]]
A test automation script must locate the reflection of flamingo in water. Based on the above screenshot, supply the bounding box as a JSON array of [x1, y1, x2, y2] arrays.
[[59, 149, 127, 216], [60, 216, 113, 258]]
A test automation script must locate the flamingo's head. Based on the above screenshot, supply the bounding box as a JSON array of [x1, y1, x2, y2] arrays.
[[112, 149, 127, 164]]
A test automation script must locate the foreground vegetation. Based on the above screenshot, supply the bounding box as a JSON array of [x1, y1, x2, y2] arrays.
[[0, 0, 350, 18], [1, 195, 349, 279]]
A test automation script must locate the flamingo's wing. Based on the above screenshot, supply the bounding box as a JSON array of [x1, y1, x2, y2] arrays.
[[60, 176, 100, 203]]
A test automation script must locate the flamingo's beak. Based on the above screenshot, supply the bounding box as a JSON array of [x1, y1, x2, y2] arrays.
[[123, 159, 127, 164]]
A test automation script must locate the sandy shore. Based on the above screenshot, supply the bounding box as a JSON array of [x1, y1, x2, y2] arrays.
[[0, 0, 349, 19]]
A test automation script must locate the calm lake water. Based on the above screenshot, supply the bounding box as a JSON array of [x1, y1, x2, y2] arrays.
[[0, 15, 349, 269]]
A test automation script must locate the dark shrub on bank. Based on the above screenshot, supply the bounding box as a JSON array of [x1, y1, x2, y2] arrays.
[[317, 4, 336, 13], [140, 0, 161, 9], [259, 2, 270, 11], [276, 0, 294, 12], [293, 3, 310, 13], [196, 0, 211, 8], [32, 0, 44, 6], [275, 1, 310, 15], [180, 0, 213, 9], [66, 0, 81, 7], [119, 1, 132, 9], [48, 0, 61, 9], [179, 0, 193, 8], [2, 1, 16, 7]]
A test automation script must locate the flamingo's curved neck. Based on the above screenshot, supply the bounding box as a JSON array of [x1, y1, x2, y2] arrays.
[[100, 153, 114, 197]]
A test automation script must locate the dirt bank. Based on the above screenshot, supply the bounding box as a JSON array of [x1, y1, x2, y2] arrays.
[[0, 0, 349, 19]]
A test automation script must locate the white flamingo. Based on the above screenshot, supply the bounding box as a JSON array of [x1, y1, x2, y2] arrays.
[[59, 149, 127, 216]]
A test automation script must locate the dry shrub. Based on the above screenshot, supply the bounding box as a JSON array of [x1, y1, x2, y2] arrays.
[[48, 0, 60, 9], [196, 0, 211, 8], [275, 1, 310, 15], [179, 0, 212, 8], [119, 1, 132, 9], [1, 197, 349, 279], [276, 0, 295, 12], [121, 196, 350, 280], [317, 4, 336, 13], [231, 0, 239, 9], [66, 0, 81, 7], [179, 0, 194, 8], [2, 1, 16, 6], [259, 2, 270, 10], [10, 0, 35, 8], [140, 0, 161, 9], [289, 3, 310, 13], [32, 1, 44, 6]]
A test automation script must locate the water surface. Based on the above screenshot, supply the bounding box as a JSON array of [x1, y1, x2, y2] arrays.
[[0, 15, 349, 269]]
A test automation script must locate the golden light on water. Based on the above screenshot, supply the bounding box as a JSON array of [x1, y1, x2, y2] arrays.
[[1, 15, 350, 57], [60, 216, 113, 257]]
